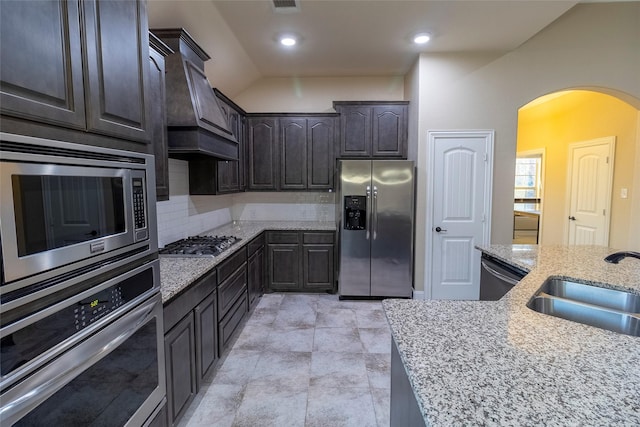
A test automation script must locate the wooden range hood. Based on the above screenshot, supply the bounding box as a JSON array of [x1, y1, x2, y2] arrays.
[[152, 28, 238, 161]]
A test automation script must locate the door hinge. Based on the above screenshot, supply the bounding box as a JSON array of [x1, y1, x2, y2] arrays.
[[603, 209, 606, 216], [606, 156, 609, 164], [483, 153, 488, 162]]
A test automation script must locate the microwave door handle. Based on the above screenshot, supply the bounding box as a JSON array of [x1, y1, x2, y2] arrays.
[[366, 186, 371, 240]]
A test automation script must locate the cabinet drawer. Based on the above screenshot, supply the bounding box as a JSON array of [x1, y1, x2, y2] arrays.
[[218, 290, 247, 354], [247, 233, 265, 255], [217, 265, 247, 319], [303, 232, 334, 244], [217, 248, 247, 284], [267, 231, 300, 244]]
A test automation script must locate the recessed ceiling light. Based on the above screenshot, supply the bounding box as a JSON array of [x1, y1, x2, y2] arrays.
[[413, 33, 431, 44], [280, 35, 297, 46]]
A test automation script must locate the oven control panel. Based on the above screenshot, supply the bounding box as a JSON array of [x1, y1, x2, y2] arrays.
[[1, 267, 155, 378], [74, 286, 125, 330]]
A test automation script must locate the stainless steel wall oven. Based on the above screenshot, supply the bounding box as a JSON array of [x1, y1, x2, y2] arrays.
[[0, 133, 165, 426]]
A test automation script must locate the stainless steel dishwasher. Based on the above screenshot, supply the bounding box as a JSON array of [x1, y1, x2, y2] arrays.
[[479, 254, 527, 300]]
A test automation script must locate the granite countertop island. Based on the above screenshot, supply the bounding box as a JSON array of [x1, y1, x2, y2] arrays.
[[159, 220, 335, 303], [383, 244, 640, 426]]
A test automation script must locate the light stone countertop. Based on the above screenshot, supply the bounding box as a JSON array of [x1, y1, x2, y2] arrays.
[[159, 221, 336, 303], [383, 244, 640, 426]]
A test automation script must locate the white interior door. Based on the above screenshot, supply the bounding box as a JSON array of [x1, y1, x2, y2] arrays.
[[566, 137, 615, 246], [427, 131, 493, 300]]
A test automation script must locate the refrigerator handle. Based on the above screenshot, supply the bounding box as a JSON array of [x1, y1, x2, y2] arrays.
[[373, 186, 378, 240], [366, 186, 371, 240]]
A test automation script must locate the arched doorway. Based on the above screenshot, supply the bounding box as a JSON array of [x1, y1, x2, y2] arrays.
[[515, 89, 640, 250]]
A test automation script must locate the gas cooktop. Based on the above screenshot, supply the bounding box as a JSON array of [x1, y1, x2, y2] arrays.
[[159, 235, 241, 257]]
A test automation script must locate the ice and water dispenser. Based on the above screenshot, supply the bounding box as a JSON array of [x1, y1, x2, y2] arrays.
[[344, 196, 366, 230]]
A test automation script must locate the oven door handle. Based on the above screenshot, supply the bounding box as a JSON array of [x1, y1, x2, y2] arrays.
[[0, 295, 160, 425]]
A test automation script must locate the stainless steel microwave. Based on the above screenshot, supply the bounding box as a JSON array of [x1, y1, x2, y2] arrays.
[[0, 133, 158, 295]]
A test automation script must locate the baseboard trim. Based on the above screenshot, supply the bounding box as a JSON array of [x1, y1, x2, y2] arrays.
[[412, 290, 425, 300]]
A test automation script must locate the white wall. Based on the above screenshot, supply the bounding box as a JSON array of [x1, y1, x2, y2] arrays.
[[233, 76, 405, 113], [156, 159, 233, 247], [413, 2, 640, 293]]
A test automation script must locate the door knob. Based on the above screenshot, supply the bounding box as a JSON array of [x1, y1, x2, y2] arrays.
[[435, 226, 447, 233], [568, 216, 576, 221]]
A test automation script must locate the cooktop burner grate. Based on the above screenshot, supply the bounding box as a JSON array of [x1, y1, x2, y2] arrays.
[[159, 235, 241, 257]]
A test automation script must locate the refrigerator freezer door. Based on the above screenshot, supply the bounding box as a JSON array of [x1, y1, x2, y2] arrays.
[[339, 160, 372, 297], [370, 160, 414, 297]]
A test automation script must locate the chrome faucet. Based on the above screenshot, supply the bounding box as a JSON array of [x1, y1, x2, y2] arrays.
[[604, 251, 640, 264]]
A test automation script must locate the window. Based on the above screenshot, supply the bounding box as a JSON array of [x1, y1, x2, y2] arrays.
[[514, 156, 541, 199]]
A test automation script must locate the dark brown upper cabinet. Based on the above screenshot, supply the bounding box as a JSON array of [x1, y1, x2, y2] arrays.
[[215, 91, 246, 193], [0, 0, 152, 153], [334, 101, 408, 159], [149, 34, 173, 201], [307, 117, 335, 190], [247, 114, 337, 191], [83, 0, 151, 144], [280, 118, 308, 190], [247, 117, 279, 190], [0, 0, 85, 129]]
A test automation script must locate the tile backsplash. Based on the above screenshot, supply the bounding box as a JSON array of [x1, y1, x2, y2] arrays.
[[156, 159, 335, 246]]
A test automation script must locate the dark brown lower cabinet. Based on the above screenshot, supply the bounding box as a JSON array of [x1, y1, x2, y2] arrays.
[[248, 246, 265, 310], [218, 290, 248, 354], [268, 243, 301, 291], [267, 231, 335, 292], [216, 249, 249, 355], [194, 292, 218, 385], [164, 313, 196, 425], [163, 268, 217, 426], [303, 245, 334, 290]]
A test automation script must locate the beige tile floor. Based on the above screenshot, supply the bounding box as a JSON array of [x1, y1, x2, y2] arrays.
[[177, 293, 392, 427]]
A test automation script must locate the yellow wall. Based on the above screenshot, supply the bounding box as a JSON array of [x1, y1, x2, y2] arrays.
[[517, 91, 639, 249]]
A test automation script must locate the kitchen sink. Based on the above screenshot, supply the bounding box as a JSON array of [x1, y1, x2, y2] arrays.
[[527, 278, 640, 337]]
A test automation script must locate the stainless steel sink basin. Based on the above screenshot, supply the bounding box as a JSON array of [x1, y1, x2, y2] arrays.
[[527, 278, 640, 337]]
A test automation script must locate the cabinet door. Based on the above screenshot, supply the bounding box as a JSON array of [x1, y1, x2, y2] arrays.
[[149, 41, 170, 201], [338, 106, 371, 157], [247, 118, 278, 190], [303, 245, 335, 291], [307, 117, 335, 190], [372, 104, 407, 158], [0, 0, 85, 128], [268, 244, 301, 290], [164, 313, 197, 425], [248, 246, 265, 310], [83, 0, 151, 145], [194, 292, 218, 387], [280, 118, 307, 190], [226, 110, 242, 192]]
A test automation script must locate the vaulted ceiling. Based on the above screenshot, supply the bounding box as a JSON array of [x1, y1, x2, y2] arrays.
[[149, 0, 589, 95]]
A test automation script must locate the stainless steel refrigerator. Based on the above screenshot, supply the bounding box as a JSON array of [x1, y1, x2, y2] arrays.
[[337, 160, 415, 298]]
